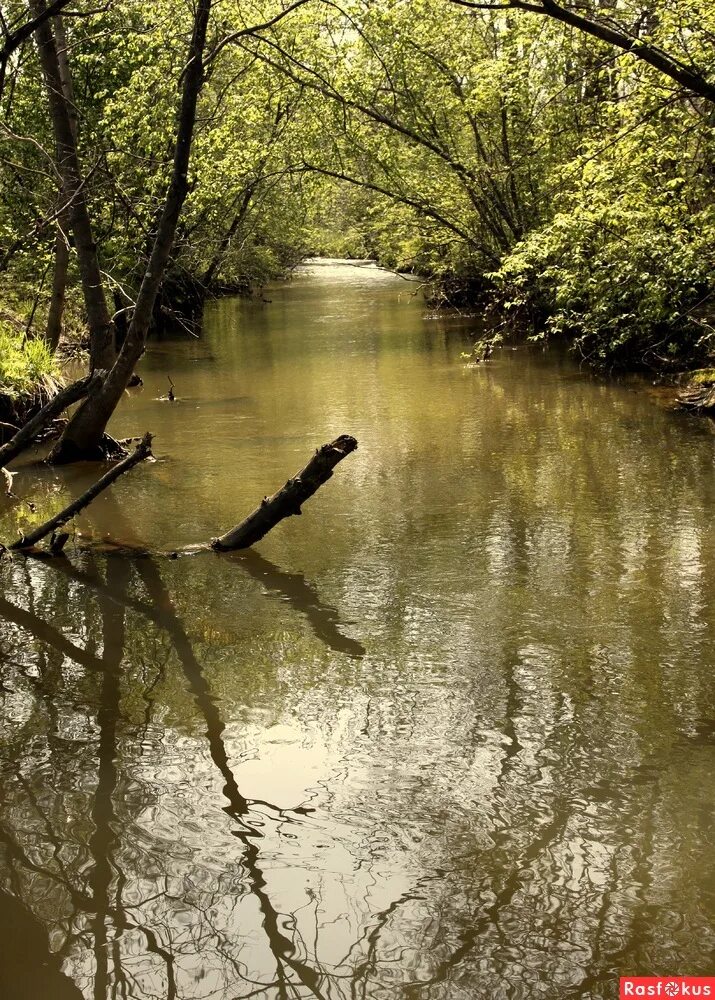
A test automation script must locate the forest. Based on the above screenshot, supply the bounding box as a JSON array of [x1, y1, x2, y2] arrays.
[[1, 0, 714, 433], [0, 2, 714, 999]]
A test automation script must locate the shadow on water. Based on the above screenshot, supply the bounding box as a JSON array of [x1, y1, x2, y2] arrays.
[[35, 539, 365, 659], [0, 556, 182, 996], [88, 555, 129, 1000], [0, 592, 104, 672], [235, 549, 366, 658], [0, 548, 337, 997], [2, 545, 600, 999], [131, 555, 333, 998], [0, 889, 84, 1000]]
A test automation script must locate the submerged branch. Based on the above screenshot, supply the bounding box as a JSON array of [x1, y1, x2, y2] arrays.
[[211, 434, 358, 551], [9, 433, 153, 551], [9, 435, 357, 557]]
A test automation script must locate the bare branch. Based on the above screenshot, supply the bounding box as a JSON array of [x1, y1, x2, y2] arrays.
[[10, 433, 153, 551], [0, 0, 75, 99], [447, 0, 715, 104], [206, 0, 313, 67]]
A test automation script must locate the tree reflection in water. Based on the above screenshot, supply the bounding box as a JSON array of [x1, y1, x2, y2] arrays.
[[0, 533, 712, 999], [0, 550, 406, 999]]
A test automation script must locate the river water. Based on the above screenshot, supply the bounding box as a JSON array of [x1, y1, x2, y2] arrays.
[[0, 260, 713, 999]]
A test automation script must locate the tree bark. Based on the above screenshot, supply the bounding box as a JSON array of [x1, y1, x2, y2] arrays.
[[31, 0, 116, 369], [43, 14, 75, 351], [0, 0, 73, 100], [44, 227, 70, 351], [0, 371, 102, 469], [212, 434, 358, 551], [47, 0, 213, 464], [9, 433, 153, 550]]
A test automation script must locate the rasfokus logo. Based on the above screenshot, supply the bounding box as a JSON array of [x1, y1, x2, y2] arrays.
[[620, 979, 715, 998]]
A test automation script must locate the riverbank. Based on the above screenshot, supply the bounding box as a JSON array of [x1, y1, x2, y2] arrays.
[[3, 252, 714, 448], [333, 253, 715, 399], [0, 331, 60, 443]]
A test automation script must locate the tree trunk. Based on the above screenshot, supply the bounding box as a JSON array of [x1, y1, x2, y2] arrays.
[[212, 434, 358, 550], [47, 0, 213, 464], [43, 15, 75, 351], [31, 0, 116, 369], [44, 228, 70, 351], [202, 184, 255, 288]]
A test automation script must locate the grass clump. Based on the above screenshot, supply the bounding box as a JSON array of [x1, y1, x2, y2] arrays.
[[0, 326, 59, 398]]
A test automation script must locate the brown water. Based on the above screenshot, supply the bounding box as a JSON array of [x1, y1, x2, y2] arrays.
[[0, 260, 714, 999]]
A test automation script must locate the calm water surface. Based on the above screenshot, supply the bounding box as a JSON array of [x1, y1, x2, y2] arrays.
[[0, 261, 714, 998]]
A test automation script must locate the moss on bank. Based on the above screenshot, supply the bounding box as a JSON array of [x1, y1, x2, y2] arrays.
[[0, 275, 89, 415], [686, 369, 715, 386]]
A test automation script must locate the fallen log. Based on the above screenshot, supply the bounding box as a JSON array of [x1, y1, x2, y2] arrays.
[[212, 434, 358, 551], [0, 371, 103, 469], [9, 432, 153, 551]]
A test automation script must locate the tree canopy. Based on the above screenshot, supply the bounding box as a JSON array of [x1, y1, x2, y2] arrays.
[[0, 0, 713, 407]]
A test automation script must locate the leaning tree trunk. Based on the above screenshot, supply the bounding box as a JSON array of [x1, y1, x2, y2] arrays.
[[31, 0, 116, 369], [47, 0, 213, 464]]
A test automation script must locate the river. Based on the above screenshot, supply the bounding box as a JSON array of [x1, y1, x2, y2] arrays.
[[0, 260, 713, 998]]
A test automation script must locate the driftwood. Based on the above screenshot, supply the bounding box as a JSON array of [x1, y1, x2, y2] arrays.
[[10, 432, 153, 551], [0, 371, 102, 469], [211, 434, 358, 551]]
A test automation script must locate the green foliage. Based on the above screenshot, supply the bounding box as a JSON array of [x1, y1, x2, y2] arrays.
[[1, 0, 715, 374], [496, 100, 715, 367], [0, 328, 58, 397]]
